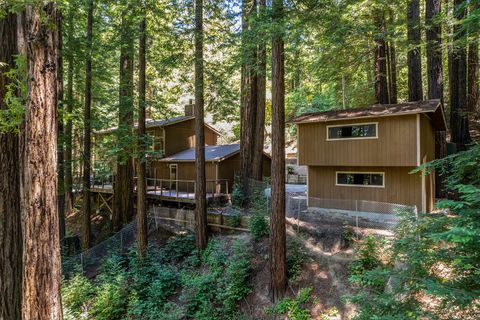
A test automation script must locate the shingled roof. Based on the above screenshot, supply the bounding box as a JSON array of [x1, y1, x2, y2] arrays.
[[289, 99, 447, 131], [159, 144, 241, 162]]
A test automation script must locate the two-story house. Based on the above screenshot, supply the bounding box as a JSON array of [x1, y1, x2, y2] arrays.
[[290, 100, 447, 212]]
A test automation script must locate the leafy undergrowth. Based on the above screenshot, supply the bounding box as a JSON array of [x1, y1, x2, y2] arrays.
[[63, 233, 254, 320], [63, 227, 355, 320]]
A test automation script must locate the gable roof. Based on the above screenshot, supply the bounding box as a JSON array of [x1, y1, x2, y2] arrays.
[[159, 144, 241, 162], [95, 116, 222, 135], [289, 99, 447, 131]]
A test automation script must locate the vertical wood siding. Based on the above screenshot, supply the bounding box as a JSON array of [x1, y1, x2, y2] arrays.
[[307, 166, 423, 209], [164, 119, 217, 156], [298, 115, 418, 167]]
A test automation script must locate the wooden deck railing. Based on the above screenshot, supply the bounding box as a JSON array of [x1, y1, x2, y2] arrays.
[[142, 177, 229, 200], [86, 171, 230, 201]]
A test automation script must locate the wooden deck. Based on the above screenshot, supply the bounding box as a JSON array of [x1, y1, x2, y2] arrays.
[[88, 178, 230, 204]]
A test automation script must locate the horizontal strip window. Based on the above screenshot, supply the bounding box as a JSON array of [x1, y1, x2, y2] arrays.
[[327, 123, 377, 140], [336, 172, 384, 188]]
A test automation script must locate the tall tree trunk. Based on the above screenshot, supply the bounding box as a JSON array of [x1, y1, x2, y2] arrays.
[[450, 0, 470, 150], [270, 0, 287, 302], [407, 0, 424, 101], [64, 3, 75, 218], [20, 4, 63, 318], [114, 7, 134, 231], [426, 0, 446, 198], [467, 1, 479, 114], [136, 1, 147, 257], [0, 11, 22, 320], [252, 0, 266, 182], [57, 10, 66, 241], [195, 0, 208, 250], [374, 11, 389, 104], [82, 0, 93, 249], [240, 0, 258, 203], [387, 12, 398, 104]]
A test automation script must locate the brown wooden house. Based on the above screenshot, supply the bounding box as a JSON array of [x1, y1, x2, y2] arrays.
[[93, 105, 271, 202], [290, 100, 447, 212], [151, 144, 271, 196]]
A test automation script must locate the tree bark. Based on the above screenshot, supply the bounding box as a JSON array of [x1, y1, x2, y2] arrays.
[[426, 0, 446, 198], [450, 0, 470, 150], [114, 7, 135, 231], [82, 0, 94, 249], [240, 0, 258, 202], [136, 2, 148, 257], [407, 0, 424, 101], [374, 11, 389, 104], [252, 0, 266, 182], [0, 11, 22, 320], [57, 10, 66, 241], [387, 12, 398, 104], [64, 3, 75, 218], [270, 0, 287, 302], [195, 0, 208, 250], [467, 1, 479, 114], [19, 4, 63, 318]]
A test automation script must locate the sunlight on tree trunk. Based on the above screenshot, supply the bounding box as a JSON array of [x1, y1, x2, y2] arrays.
[[20, 4, 63, 318]]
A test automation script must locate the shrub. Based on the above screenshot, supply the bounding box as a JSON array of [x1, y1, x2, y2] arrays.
[[181, 272, 219, 319], [287, 237, 309, 281], [90, 281, 128, 320], [267, 287, 314, 320], [62, 273, 94, 318], [349, 235, 381, 277], [249, 212, 269, 239], [160, 234, 196, 263], [222, 239, 253, 316]]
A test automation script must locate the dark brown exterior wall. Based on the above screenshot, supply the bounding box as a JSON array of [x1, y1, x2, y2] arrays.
[[218, 153, 271, 188], [150, 161, 217, 193], [164, 119, 217, 157], [150, 153, 271, 194], [307, 166, 423, 210], [298, 115, 418, 167]]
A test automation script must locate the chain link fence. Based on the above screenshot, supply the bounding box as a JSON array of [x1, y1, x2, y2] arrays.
[[63, 179, 415, 276]]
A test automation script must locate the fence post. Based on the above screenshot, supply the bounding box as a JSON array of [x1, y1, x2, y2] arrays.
[[80, 252, 84, 273], [120, 231, 123, 251]]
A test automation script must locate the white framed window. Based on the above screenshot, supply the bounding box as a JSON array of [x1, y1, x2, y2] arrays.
[[335, 171, 385, 188], [326, 122, 378, 140]]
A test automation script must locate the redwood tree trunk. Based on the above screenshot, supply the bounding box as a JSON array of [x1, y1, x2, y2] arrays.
[[387, 12, 398, 104], [374, 11, 389, 104], [57, 10, 66, 241], [82, 0, 93, 250], [114, 8, 135, 230], [195, 0, 208, 250], [0, 11, 22, 320], [20, 4, 63, 318], [270, 0, 287, 302], [426, 0, 446, 198], [450, 0, 470, 150], [407, 0, 423, 101], [252, 0, 266, 182], [467, 1, 479, 114], [240, 0, 258, 202], [387, 40, 398, 104], [64, 3, 74, 218], [136, 3, 148, 257]]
